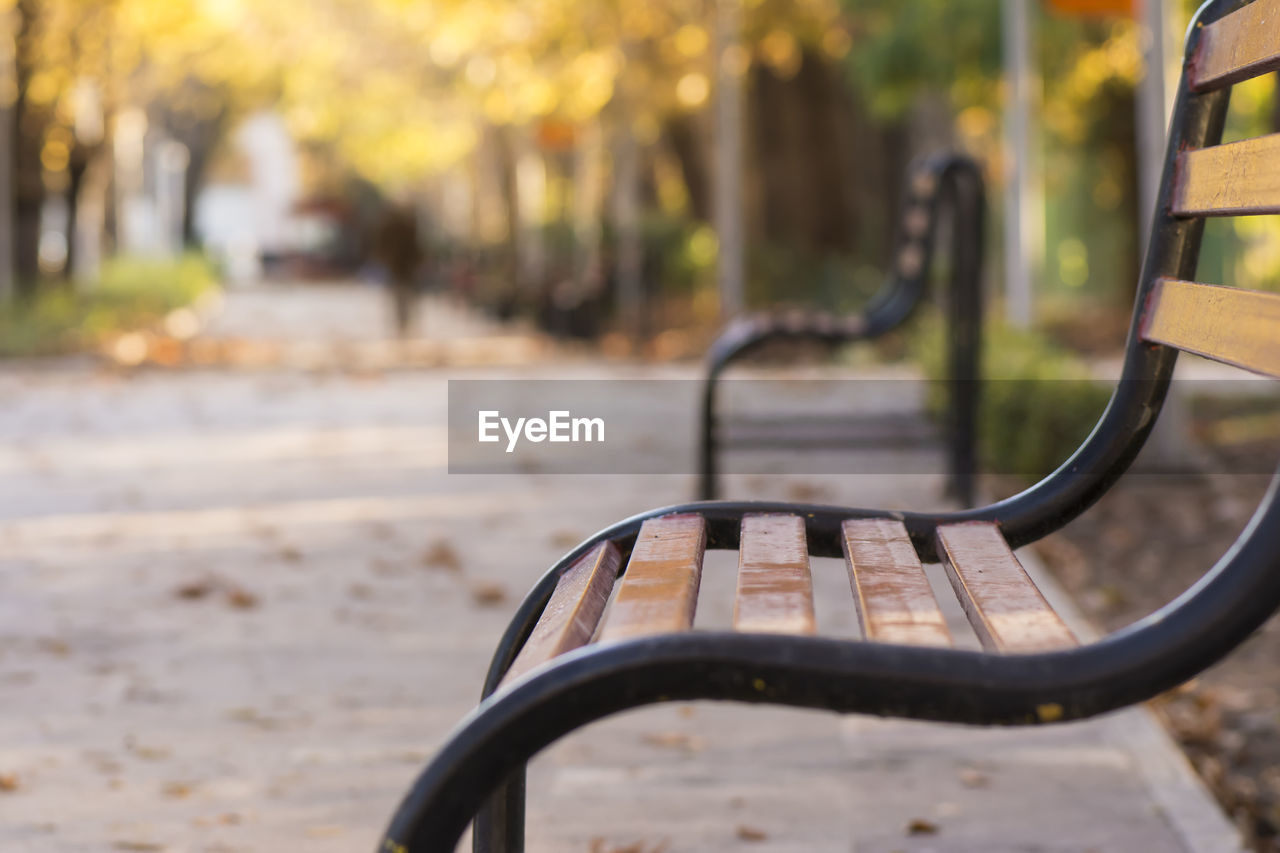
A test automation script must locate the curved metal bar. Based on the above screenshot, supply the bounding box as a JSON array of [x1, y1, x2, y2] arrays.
[[384, 469, 1280, 852], [426, 3, 1247, 850], [698, 152, 985, 501]]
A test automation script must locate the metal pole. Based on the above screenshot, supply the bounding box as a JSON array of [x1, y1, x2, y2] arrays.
[[0, 9, 16, 302], [1001, 0, 1037, 328], [1136, 0, 1167, 252], [713, 0, 745, 320]]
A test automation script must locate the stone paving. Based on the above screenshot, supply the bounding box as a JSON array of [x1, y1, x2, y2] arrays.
[[0, 283, 1243, 852]]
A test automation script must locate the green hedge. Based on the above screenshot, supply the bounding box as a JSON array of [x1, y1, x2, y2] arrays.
[[0, 254, 217, 357], [914, 313, 1112, 482]]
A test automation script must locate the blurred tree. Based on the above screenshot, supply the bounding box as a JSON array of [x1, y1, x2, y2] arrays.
[[840, 0, 1003, 118]]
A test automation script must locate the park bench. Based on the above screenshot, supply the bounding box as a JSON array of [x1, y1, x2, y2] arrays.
[[381, 1, 1280, 849], [698, 151, 985, 504]]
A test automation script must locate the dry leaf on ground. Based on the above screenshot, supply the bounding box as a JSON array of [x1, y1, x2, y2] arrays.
[[422, 540, 462, 572], [641, 731, 705, 753], [470, 581, 508, 606], [225, 586, 259, 609], [906, 818, 939, 835], [588, 840, 671, 853], [174, 579, 215, 600], [162, 781, 193, 799]]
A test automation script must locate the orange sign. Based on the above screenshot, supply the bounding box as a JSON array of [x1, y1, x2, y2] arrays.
[[536, 119, 576, 152], [1045, 0, 1135, 17]]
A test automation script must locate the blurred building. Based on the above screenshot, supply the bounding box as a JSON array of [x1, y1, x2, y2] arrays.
[[194, 111, 300, 283]]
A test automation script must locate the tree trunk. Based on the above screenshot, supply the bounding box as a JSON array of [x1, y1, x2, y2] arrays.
[[72, 147, 110, 283], [172, 105, 227, 247], [61, 148, 89, 281], [494, 124, 521, 296], [12, 0, 45, 296], [663, 112, 713, 222], [747, 52, 906, 267]]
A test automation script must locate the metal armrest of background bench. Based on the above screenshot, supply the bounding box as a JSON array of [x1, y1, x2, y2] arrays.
[[697, 151, 985, 503]]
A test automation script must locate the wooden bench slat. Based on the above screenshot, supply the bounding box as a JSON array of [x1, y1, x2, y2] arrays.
[[936, 523, 1076, 654], [1191, 0, 1280, 91], [734, 514, 815, 635], [1141, 278, 1280, 378], [842, 519, 951, 647], [1172, 134, 1280, 217], [597, 514, 706, 643], [499, 541, 621, 688]]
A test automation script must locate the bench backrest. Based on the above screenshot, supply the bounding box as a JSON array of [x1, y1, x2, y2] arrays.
[[1132, 0, 1280, 378]]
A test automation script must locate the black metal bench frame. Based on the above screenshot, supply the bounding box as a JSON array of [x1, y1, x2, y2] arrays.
[[380, 2, 1280, 849], [697, 151, 985, 504]]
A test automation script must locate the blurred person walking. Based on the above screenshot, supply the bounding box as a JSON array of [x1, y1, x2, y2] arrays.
[[372, 202, 425, 337]]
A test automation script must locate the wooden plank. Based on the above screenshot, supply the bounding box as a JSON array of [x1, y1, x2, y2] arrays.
[[936, 523, 1076, 653], [1141, 277, 1280, 379], [1172, 134, 1280, 216], [734, 514, 815, 635], [842, 519, 951, 647], [1191, 0, 1280, 91], [597, 514, 706, 642], [499, 541, 621, 688]]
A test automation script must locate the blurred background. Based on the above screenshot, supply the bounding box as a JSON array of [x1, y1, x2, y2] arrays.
[[0, 0, 1275, 357], [8, 2, 1280, 850]]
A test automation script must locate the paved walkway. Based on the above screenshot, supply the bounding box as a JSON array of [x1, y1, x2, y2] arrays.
[[0, 283, 1241, 851]]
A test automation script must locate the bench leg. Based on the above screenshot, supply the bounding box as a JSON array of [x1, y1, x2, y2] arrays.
[[473, 767, 525, 853], [698, 371, 720, 501], [942, 157, 984, 509]]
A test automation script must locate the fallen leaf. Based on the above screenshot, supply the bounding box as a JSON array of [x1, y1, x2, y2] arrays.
[[130, 744, 171, 761], [0, 772, 19, 792], [38, 638, 70, 657], [470, 581, 508, 607], [225, 587, 259, 610], [174, 580, 215, 600], [736, 825, 768, 841], [959, 768, 989, 788], [225, 707, 280, 730], [786, 481, 831, 503], [641, 732, 705, 753], [277, 545, 303, 563], [588, 840, 670, 853], [161, 781, 193, 798], [906, 818, 938, 836], [421, 540, 462, 572]]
